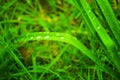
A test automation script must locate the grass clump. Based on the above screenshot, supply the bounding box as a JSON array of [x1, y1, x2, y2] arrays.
[[0, 0, 120, 80]]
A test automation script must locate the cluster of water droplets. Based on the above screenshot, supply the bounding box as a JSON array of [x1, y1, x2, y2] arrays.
[[26, 32, 66, 41], [15, 32, 73, 43]]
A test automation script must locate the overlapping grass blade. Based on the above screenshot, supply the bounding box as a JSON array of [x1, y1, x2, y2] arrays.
[[73, 0, 120, 78], [1, 39, 33, 79], [0, 0, 17, 15], [96, 0, 120, 45], [15, 31, 120, 79], [38, 45, 68, 80], [74, 0, 116, 51], [74, 2, 96, 36]]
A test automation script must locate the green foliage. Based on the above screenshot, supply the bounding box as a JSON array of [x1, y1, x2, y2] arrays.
[[0, 0, 120, 80]]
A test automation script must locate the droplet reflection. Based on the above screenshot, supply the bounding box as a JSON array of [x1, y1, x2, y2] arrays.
[[44, 36, 50, 39], [30, 37, 34, 39], [60, 37, 64, 40], [36, 36, 41, 39], [97, 26, 101, 30]]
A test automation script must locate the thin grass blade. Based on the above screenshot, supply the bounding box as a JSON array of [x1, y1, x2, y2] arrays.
[[96, 0, 120, 45]]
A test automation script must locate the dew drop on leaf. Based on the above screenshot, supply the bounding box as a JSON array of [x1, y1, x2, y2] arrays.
[[60, 37, 64, 40], [44, 36, 50, 39], [88, 10, 91, 13], [30, 37, 34, 39], [97, 26, 101, 30], [36, 36, 41, 39]]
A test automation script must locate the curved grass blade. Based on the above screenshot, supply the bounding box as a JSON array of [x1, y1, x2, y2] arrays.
[[16, 31, 120, 79], [16, 32, 98, 63]]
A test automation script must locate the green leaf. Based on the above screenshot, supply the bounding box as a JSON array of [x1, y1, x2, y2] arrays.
[[96, 0, 120, 45], [16, 31, 120, 79], [16, 32, 98, 63], [73, 0, 120, 78]]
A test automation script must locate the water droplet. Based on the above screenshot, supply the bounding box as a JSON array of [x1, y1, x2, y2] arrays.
[[88, 10, 91, 13], [30, 37, 34, 39], [60, 37, 64, 40], [36, 36, 41, 39], [44, 36, 50, 39], [97, 26, 101, 30]]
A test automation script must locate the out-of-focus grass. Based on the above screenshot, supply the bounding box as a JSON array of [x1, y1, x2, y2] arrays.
[[0, 0, 120, 80]]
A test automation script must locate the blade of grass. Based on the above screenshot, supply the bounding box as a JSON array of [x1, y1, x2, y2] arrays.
[[0, 0, 17, 15], [96, 0, 120, 45], [11, 65, 62, 79], [73, 0, 96, 36], [15, 32, 98, 63], [87, 69, 90, 80], [74, 0, 97, 53], [38, 45, 68, 80], [73, 0, 120, 78], [15, 32, 120, 79], [74, 0, 117, 51], [1, 38, 33, 80], [97, 70, 103, 80]]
